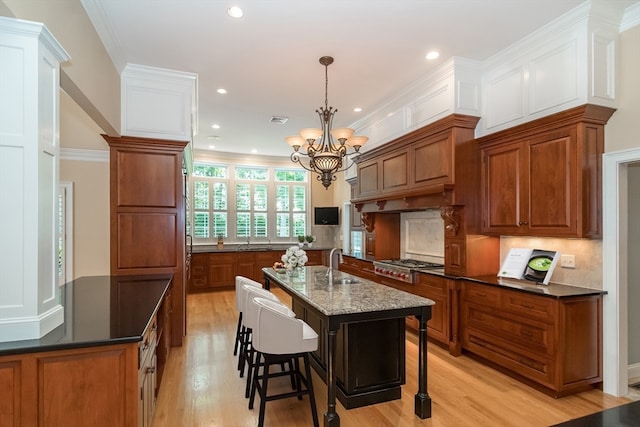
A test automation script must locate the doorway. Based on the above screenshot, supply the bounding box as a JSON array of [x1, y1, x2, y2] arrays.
[[602, 148, 640, 396]]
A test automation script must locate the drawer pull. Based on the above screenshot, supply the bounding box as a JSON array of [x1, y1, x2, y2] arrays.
[[522, 304, 535, 309], [474, 292, 488, 298], [520, 329, 533, 337]]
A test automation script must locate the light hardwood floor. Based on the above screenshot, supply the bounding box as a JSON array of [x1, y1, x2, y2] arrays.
[[152, 287, 630, 427]]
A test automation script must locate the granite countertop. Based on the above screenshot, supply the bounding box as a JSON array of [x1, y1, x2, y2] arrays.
[[0, 274, 172, 356], [263, 265, 434, 317]]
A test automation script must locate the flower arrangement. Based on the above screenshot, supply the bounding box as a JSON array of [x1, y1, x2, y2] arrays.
[[281, 245, 308, 270]]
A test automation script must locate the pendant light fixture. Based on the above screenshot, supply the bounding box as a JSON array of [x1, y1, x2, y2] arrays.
[[286, 56, 368, 189]]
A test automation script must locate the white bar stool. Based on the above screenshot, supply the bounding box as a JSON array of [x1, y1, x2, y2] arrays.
[[236, 283, 281, 378], [248, 296, 320, 427], [233, 276, 263, 357], [242, 286, 296, 398]]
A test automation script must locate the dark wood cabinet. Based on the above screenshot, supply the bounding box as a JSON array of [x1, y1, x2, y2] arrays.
[[291, 297, 406, 409], [104, 134, 188, 347], [477, 104, 615, 238], [460, 280, 602, 396]]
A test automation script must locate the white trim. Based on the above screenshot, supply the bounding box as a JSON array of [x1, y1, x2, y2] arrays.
[[60, 182, 74, 283], [60, 148, 109, 162], [603, 147, 640, 396], [620, 2, 640, 33]]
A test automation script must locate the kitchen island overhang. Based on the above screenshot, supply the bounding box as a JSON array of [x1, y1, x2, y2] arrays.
[[263, 266, 434, 426]]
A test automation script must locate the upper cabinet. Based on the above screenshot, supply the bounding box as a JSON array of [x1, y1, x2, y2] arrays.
[[478, 104, 615, 238], [353, 114, 481, 220]]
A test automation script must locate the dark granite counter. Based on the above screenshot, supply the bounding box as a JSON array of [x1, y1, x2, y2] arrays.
[[0, 274, 172, 356], [463, 275, 605, 298]]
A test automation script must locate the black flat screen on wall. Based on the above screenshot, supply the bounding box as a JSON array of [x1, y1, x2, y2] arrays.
[[314, 206, 339, 225]]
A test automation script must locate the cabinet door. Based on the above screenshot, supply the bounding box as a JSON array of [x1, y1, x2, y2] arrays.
[[357, 159, 380, 198], [365, 233, 376, 260], [206, 253, 237, 288], [237, 252, 256, 281], [526, 130, 577, 235], [188, 253, 208, 291], [481, 142, 526, 235], [411, 133, 452, 188], [381, 150, 409, 193]]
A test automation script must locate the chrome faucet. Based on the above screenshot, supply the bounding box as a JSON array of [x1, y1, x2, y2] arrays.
[[327, 248, 343, 278]]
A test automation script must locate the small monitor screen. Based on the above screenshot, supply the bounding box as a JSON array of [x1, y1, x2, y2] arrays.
[[314, 206, 339, 225]]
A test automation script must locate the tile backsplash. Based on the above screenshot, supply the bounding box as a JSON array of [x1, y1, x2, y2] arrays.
[[500, 236, 603, 289], [400, 210, 445, 264]]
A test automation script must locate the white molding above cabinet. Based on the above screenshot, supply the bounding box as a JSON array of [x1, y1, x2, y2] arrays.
[[344, 0, 632, 174], [121, 63, 198, 142]]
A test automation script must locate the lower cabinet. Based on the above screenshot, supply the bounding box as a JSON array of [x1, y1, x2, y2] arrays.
[[460, 280, 602, 396], [0, 303, 169, 427], [291, 297, 406, 409], [188, 249, 328, 291], [139, 314, 158, 427], [0, 344, 139, 427]]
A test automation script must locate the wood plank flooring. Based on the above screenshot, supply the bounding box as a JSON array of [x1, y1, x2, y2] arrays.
[[152, 287, 631, 427]]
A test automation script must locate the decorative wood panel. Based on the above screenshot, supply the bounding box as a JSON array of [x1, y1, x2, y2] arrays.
[[412, 133, 452, 187], [358, 161, 379, 196], [39, 348, 129, 427], [115, 213, 177, 269], [114, 150, 178, 208], [0, 360, 21, 427], [381, 151, 409, 192]]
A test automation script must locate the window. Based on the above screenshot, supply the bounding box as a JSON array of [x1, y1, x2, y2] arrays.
[[191, 162, 309, 243]]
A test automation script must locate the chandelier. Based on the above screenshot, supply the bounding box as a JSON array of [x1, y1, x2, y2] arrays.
[[286, 56, 368, 189]]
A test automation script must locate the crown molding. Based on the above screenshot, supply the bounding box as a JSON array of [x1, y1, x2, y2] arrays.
[[60, 148, 109, 162]]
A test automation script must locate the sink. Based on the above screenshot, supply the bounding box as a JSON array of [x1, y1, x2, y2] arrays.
[[332, 277, 359, 284], [314, 271, 359, 285]]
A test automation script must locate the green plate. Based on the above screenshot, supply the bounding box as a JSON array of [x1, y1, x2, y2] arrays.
[[528, 257, 552, 272]]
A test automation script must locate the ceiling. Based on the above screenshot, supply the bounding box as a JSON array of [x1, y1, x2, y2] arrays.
[[80, 0, 593, 157]]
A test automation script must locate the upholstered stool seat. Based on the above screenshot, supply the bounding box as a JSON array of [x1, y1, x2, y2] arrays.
[[233, 276, 264, 357], [236, 282, 281, 375], [240, 284, 294, 398], [248, 296, 319, 427]]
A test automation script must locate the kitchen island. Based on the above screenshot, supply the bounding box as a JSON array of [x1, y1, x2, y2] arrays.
[[263, 266, 434, 427], [0, 274, 172, 427]]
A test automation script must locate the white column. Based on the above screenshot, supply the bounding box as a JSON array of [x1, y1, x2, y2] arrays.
[[0, 17, 70, 341]]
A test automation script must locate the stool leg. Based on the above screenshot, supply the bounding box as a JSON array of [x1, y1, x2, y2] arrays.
[[258, 355, 271, 427], [304, 353, 319, 427], [237, 325, 246, 371], [293, 357, 303, 399], [233, 312, 243, 356], [239, 328, 251, 377], [249, 352, 261, 409], [244, 345, 254, 398]]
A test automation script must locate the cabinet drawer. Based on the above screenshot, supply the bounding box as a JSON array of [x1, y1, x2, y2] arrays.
[[463, 282, 500, 306], [463, 327, 554, 387], [415, 273, 447, 295], [139, 316, 158, 368], [464, 305, 553, 356], [502, 291, 556, 323]]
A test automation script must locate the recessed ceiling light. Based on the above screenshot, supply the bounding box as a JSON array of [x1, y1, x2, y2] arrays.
[[217, 88, 227, 94], [426, 51, 440, 60], [353, 107, 362, 113], [250, 149, 257, 154], [208, 145, 216, 150], [211, 124, 220, 129], [227, 6, 243, 18]]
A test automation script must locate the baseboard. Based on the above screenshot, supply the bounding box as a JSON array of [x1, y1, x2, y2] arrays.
[[628, 362, 640, 384]]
